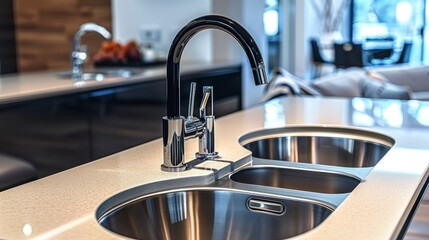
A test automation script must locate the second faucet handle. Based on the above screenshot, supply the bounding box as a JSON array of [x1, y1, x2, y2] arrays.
[[187, 82, 197, 119], [199, 86, 213, 119], [187, 82, 213, 119]]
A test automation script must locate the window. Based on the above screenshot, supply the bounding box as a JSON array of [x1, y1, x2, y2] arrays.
[[352, 0, 425, 63]]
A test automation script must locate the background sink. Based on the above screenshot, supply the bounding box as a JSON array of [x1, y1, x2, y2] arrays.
[[240, 127, 393, 168], [98, 188, 332, 240], [230, 166, 361, 194], [57, 69, 138, 81]]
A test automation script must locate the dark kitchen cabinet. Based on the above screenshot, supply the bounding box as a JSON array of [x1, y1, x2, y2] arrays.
[[0, 95, 91, 178], [0, 0, 17, 74]]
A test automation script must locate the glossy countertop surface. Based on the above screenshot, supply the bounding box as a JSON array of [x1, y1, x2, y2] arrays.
[[0, 61, 240, 106], [1, 97, 429, 239]]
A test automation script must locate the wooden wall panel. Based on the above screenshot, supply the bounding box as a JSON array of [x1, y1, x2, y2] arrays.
[[0, 0, 17, 74], [14, 0, 112, 72]]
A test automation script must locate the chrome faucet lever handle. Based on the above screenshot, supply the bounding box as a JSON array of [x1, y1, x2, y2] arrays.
[[207, 86, 214, 116], [199, 86, 212, 119], [187, 82, 197, 118]]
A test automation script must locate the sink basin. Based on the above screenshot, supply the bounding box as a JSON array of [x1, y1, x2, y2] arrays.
[[97, 187, 333, 240], [230, 166, 361, 194], [57, 69, 138, 81], [240, 126, 393, 168]]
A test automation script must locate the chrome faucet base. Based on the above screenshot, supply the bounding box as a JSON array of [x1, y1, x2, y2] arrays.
[[162, 117, 185, 171], [197, 115, 217, 158], [161, 164, 187, 172]]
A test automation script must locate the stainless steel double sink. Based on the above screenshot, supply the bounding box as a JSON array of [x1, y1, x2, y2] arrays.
[[96, 126, 394, 240]]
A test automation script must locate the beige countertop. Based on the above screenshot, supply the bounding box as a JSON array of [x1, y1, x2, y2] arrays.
[[0, 61, 240, 106], [1, 96, 429, 239]]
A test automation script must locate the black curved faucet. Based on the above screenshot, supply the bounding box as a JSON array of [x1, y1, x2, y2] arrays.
[[162, 15, 268, 172]]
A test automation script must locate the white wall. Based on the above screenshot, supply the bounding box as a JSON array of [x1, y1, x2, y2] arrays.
[[112, 0, 212, 62], [280, 0, 295, 72], [238, 0, 268, 108], [211, 0, 242, 62], [281, 0, 316, 79], [212, 0, 267, 108]]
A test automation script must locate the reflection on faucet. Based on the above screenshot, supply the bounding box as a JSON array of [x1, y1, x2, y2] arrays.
[[71, 23, 111, 80], [161, 15, 268, 172]]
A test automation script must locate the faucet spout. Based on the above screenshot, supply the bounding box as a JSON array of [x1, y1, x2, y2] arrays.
[[162, 15, 268, 172], [166, 15, 268, 118], [73, 23, 111, 52], [71, 23, 111, 80]]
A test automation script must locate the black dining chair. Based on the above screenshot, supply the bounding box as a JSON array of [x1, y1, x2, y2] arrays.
[[365, 36, 395, 42], [370, 41, 413, 66], [310, 38, 333, 78], [334, 42, 368, 69], [364, 36, 395, 60], [396, 41, 413, 64]]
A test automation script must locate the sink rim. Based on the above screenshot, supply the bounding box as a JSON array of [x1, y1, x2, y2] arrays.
[[96, 186, 336, 222], [233, 164, 363, 179], [238, 125, 395, 148], [57, 69, 139, 81], [229, 165, 362, 194], [97, 186, 336, 240]]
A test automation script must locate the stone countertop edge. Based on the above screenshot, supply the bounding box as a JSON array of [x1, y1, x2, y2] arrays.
[[0, 97, 428, 239], [0, 61, 241, 106]]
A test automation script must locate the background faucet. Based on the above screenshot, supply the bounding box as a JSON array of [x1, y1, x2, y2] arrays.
[[71, 23, 111, 80], [162, 15, 268, 172]]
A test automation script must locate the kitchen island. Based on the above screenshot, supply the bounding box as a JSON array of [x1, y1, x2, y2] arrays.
[[0, 96, 428, 239]]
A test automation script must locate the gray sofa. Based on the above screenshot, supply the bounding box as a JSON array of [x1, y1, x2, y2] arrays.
[[371, 65, 429, 100], [263, 65, 429, 101]]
